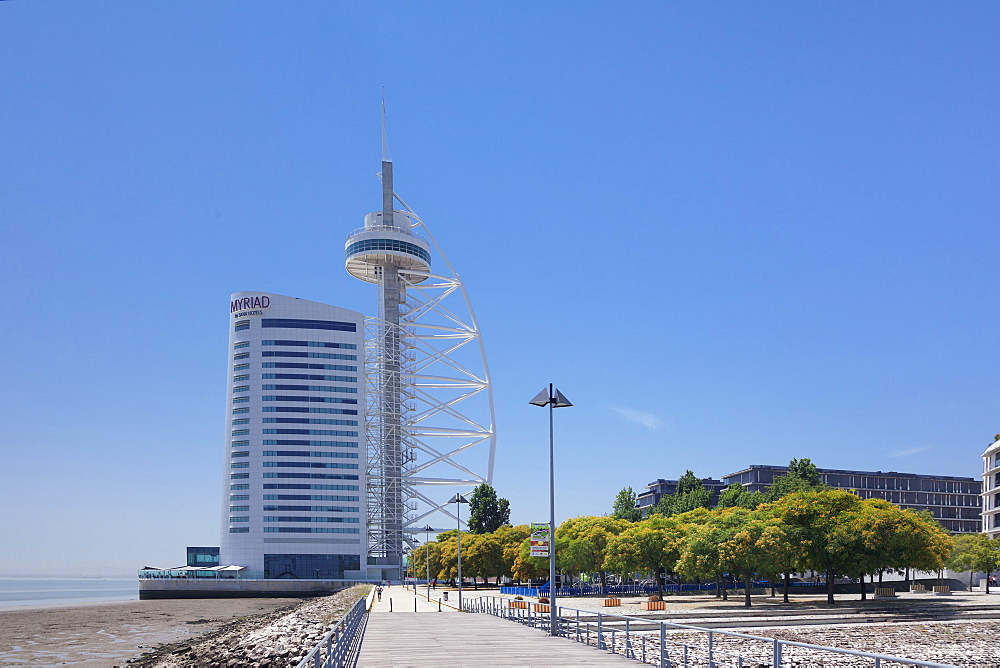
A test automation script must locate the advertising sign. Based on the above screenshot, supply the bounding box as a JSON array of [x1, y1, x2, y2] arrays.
[[529, 523, 550, 558]]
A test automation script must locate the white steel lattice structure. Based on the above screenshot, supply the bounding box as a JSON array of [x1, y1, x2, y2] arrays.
[[345, 149, 496, 579]]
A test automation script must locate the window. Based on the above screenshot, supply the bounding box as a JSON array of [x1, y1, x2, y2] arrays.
[[234, 363, 250, 371], [264, 429, 357, 437], [231, 494, 250, 501], [234, 352, 250, 360], [262, 318, 356, 332], [233, 375, 250, 382], [262, 406, 357, 415], [232, 429, 250, 436], [230, 505, 249, 512], [262, 396, 357, 405], [232, 451, 250, 458], [263, 362, 357, 372], [263, 553, 361, 578], [234, 341, 250, 349], [232, 440, 250, 446], [263, 440, 357, 448], [262, 374, 356, 383], [232, 419, 250, 425], [264, 516, 358, 523], [231, 483, 250, 490], [263, 527, 359, 534], [264, 494, 359, 501], [233, 397, 249, 404], [263, 505, 358, 513], [234, 385, 251, 393], [231, 462, 250, 468], [230, 527, 249, 533], [235, 320, 250, 331], [262, 340, 357, 350], [230, 516, 250, 522], [231, 473, 250, 479], [233, 407, 250, 414]]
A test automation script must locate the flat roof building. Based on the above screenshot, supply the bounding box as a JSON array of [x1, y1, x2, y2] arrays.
[[722, 465, 982, 534], [219, 292, 367, 579], [982, 437, 1000, 538], [636, 478, 728, 511]]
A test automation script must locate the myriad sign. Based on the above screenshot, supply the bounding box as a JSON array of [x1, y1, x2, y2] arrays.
[[529, 523, 550, 558], [231, 295, 271, 318]]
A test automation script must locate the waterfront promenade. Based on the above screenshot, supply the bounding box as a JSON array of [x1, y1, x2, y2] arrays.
[[356, 586, 635, 666]]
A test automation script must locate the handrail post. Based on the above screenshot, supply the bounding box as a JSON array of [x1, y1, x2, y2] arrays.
[[597, 612, 604, 650], [659, 622, 666, 668], [773, 639, 781, 667]]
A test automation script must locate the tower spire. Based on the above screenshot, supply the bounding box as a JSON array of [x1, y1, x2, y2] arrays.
[[381, 90, 393, 227]]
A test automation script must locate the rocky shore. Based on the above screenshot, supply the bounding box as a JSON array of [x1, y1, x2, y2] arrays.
[[132, 584, 370, 667]]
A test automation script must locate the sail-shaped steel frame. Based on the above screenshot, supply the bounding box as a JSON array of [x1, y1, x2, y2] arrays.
[[363, 187, 497, 560]]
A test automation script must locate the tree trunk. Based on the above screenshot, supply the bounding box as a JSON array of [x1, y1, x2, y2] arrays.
[[826, 568, 835, 605], [987, 572, 992, 595], [782, 572, 790, 603], [744, 572, 752, 608], [656, 567, 664, 599], [878, 570, 883, 585], [600, 570, 607, 596], [860, 573, 866, 601], [721, 573, 728, 601]]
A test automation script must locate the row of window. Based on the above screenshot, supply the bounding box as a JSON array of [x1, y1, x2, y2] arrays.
[[263, 339, 357, 350], [264, 429, 357, 436], [232, 483, 250, 490], [232, 451, 249, 458], [231, 494, 250, 500], [264, 406, 358, 415], [264, 494, 359, 501], [231, 473, 250, 479], [264, 516, 359, 523], [234, 363, 250, 371], [235, 320, 250, 331], [262, 318, 357, 332], [262, 450, 358, 459], [263, 462, 358, 469], [263, 505, 358, 512], [263, 351, 357, 360], [263, 440, 357, 447], [234, 352, 250, 360], [346, 238, 431, 264], [263, 472, 358, 480], [234, 385, 250, 393], [264, 362, 357, 371], [234, 374, 250, 382], [262, 384, 357, 394], [233, 407, 250, 415], [263, 373, 356, 382], [264, 483, 359, 491], [230, 505, 249, 512], [230, 527, 249, 533], [234, 341, 250, 349], [233, 397, 249, 404], [264, 527, 359, 533], [263, 395, 357, 404], [264, 418, 358, 426], [233, 418, 250, 425], [232, 429, 250, 436]]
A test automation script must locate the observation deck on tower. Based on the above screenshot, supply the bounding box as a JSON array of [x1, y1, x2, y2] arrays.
[[345, 211, 431, 283]]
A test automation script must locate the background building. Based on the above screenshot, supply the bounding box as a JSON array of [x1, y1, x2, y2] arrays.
[[218, 292, 368, 579], [982, 437, 1000, 538], [722, 465, 981, 533], [636, 478, 727, 512]]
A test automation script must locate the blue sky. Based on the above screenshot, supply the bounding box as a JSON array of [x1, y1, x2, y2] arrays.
[[2, 2, 998, 576]]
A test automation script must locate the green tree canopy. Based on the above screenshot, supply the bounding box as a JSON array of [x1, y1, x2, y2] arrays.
[[612, 486, 643, 522], [947, 533, 1000, 593], [605, 515, 685, 597], [765, 458, 828, 502], [654, 471, 713, 516], [716, 483, 766, 510], [467, 484, 511, 534]]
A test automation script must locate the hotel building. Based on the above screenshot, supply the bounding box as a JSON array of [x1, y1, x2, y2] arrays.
[[982, 437, 1000, 538], [219, 291, 368, 579]]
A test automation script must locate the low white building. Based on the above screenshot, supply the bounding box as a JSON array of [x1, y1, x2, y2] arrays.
[[983, 436, 1000, 539]]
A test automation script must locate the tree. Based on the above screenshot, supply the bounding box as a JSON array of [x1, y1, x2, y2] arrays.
[[612, 486, 643, 522], [769, 489, 863, 604], [495, 524, 531, 583], [948, 534, 1000, 594], [556, 515, 627, 593], [512, 536, 549, 582], [467, 484, 511, 534], [765, 458, 827, 502], [463, 532, 505, 586], [654, 471, 713, 517], [717, 483, 766, 510], [605, 515, 685, 598]]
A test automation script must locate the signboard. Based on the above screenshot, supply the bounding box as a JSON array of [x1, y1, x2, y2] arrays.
[[529, 523, 550, 558]]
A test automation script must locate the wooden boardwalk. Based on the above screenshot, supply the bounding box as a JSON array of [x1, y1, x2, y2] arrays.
[[356, 587, 635, 667]]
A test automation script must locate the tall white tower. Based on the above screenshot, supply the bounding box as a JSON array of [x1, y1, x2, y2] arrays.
[[345, 114, 497, 580]]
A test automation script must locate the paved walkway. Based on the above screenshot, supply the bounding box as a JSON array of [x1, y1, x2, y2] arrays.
[[357, 587, 635, 667]]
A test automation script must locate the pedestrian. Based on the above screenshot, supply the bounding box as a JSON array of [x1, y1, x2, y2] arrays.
[[376, 586, 383, 601]]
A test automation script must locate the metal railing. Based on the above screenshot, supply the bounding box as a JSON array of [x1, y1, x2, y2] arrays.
[[464, 596, 958, 667], [296, 596, 368, 668]]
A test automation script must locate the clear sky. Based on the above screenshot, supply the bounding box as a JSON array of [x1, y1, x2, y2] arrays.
[[2, 2, 998, 577]]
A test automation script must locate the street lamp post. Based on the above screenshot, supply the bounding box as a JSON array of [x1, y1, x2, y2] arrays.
[[529, 383, 573, 637], [449, 494, 469, 610], [422, 524, 433, 601]]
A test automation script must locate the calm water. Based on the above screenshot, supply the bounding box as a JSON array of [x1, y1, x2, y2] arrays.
[[0, 577, 137, 609]]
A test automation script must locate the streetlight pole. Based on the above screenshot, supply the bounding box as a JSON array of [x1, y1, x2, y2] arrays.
[[449, 494, 469, 611], [422, 524, 433, 601], [529, 384, 572, 637]]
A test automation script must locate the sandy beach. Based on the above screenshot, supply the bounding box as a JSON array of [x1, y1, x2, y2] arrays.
[[0, 597, 304, 667]]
